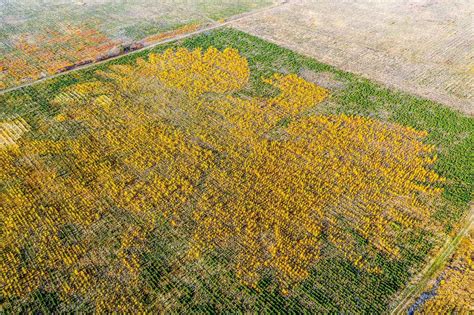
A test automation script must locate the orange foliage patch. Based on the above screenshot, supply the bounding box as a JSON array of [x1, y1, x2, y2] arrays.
[[1, 25, 119, 87], [142, 23, 201, 46]]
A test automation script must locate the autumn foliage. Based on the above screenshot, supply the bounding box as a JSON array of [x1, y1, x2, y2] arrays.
[[418, 228, 474, 313], [0, 47, 444, 310], [0, 25, 118, 89]]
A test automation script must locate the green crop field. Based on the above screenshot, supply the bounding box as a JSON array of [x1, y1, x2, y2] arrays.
[[1, 28, 472, 313]]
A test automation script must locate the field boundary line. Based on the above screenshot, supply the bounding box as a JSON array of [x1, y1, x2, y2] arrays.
[[390, 204, 474, 314], [0, 1, 288, 96]]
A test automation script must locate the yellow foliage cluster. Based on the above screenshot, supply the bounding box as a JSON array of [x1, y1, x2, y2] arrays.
[[142, 24, 201, 46], [263, 73, 329, 114], [1, 100, 209, 311], [1, 47, 444, 309], [191, 112, 443, 289], [147, 47, 249, 97], [418, 228, 474, 314]]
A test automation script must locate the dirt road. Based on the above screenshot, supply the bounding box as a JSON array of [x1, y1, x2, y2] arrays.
[[390, 205, 473, 314]]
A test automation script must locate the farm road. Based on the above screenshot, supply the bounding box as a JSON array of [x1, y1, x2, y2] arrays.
[[232, 0, 474, 115], [391, 204, 473, 314]]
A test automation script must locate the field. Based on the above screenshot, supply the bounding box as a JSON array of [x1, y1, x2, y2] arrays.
[[232, 0, 474, 115], [0, 0, 275, 90], [1, 27, 473, 313]]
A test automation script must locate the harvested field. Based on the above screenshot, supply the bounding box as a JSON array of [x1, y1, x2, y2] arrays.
[[232, 0, 474, 115], [0, 117, 30, 148]]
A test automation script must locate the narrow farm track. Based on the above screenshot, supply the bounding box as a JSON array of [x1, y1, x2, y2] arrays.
[[390, 204, 474, 314], [0, 1, 288, 96]]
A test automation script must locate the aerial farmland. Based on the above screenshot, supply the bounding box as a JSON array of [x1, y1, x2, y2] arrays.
[[1, 0, 472, 313]]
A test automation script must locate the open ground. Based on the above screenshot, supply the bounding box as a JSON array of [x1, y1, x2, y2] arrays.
[[232, 0, 474, 115]]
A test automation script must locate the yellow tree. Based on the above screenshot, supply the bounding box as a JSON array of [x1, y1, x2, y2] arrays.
[[1, 47, 444, 311]]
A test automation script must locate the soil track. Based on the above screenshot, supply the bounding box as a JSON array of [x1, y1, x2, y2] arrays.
[[232, 0, 474, 115], [390, 204, 474, 314]]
